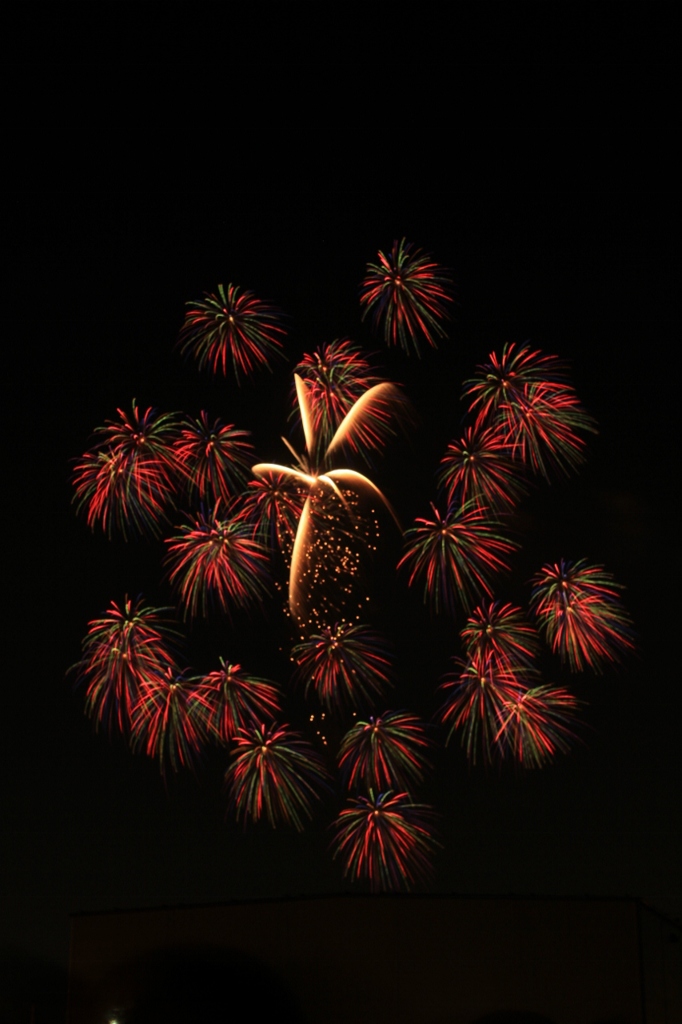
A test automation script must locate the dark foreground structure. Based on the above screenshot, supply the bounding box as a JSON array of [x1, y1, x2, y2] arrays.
[[67, 895, 680, 1024]]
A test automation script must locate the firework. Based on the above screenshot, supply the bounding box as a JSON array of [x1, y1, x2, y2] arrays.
[[359, 238, 453, 356], [239, 471, 307, 552], [174, 412, 253, 505], [72, 400, 179, 539], [165, 503, 270, 618], [338, 711, 431, 791], [131, 668, 212, 776], [253, 372, 404, 620], [178, 283, 286, 383], [495, 685, 581, 767], [438, 424, 526, 513], [225, 723, 330, 830], [291, 622, 392, 713], [189, 659, 282, 743], [292, 340, 382, 453], [330, 790, 439, 891], [398, 502, 517, 615], [530, 558, 635, 671], [460, 599, 539, 669], [438, 654, 528, 765], [74, 597, 180, 735], [463, 343, 596, 479]]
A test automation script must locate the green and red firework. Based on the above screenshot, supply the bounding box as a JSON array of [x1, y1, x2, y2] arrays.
[[178, 282, 286, 383], [131, 667, 212, 776], [225, 723, 331, 830], [463, 343, 596, 479], [165, 502, 270, 619], [438, 424, 527, 513], [438, 654, 529, 766], [494, 685, 581, 768], [239, 472, 307, 553], [330, 790, 439, 891], [398, 502, 517, 615], [338, 711, 431, 791], [291, 622, 392, 713], [359, 238, 453, 356], [72, 400, 179, 539], [460, 600, 539, 670], [189, 659, 282, 743], [530, 558, 635, 671], [74, 597, 180, 735], [173, 412, 253, 506]]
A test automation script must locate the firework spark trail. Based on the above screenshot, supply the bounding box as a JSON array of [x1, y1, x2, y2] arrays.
[[338, 711, 431, 791], [225, 723, 331, 830], [330, 790, 439, 891], [291, 622, 392, 713], [359, 238, 453, 356], [73, 401, 179, 539], [74, 597, 180, 735], [165, 502, 270, 619], [398, 502, 517, 615], [173, 412, 254, 506], [178, 283, 286, 383], [460, 600, 540, 669], [530, 558, 635, 671]]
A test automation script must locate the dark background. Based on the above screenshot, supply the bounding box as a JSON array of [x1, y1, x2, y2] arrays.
[[2, 133, 679, 1020]]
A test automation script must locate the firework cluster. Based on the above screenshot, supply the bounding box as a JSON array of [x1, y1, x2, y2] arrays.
[[72, 241, 633, 891]]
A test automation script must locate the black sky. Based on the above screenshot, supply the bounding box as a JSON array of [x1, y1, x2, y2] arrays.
[[2, 134, 679, 1015]]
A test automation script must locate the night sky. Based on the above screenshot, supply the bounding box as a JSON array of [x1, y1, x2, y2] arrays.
[[3, 134, 679, 1018]]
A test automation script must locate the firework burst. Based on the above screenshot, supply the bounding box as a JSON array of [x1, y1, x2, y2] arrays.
[[460, 600, 539, 669], [438, 655, 528, 765], [74, 597, 180, 735], [72, 400, 179, 539], [359, 238, 453, 356], [189, 659, 282, 743], [174, 412, 253, 506], [225, 723, 331, 830], [338, 711, 431, 791], [463, 343, 596, 479], [291, 622, 392, 713], [495, 685, 581, 767], [438, 424, 527, 513], [530, 558, 635, 671], [398, 502, 517, 615], [330, 790, 439, 891], [239, 472, 307, 553], [178, 282, 286, 383], [131, 668, 212, 776], [165, 502, 270, 619]]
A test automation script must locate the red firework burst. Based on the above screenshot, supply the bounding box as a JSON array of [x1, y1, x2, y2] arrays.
[[131, 667, 212, 776], [530, 558, 635, 671], [74, 597, 180, 735], [291, 622, 392, 713], [463, 343, 596, 479], [494, 685, 581, 767], [165, 502, 270, 618], [438, 424, 527, 513], [398, 502, 517, 615], [460, 600, 539, 669], [174, 412, 253, 506], [189, 659, 282, 743], [438, 654, 528, 766], [72, 400, 179, 539], [225, 723, 331, 830], [330, 790, 439, 891], [239, 472, 307, 553], [359, 238, 453, 356], [178, 282, 286, 383], [338, 711, 431, 791]]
